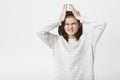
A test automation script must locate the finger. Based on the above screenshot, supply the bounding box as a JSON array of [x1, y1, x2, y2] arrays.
[[70, 4, 77, 11], [65, 4, 68, 10], [70, 5, 80, 18], [63, 4, 67, 14], [61, 4, 66, 15], [62, 4, 66, 11], [63, 4, 67, 11], [77, 11, 81, 16], [69, 4, 78, 13], [60, 4, 67, 22]]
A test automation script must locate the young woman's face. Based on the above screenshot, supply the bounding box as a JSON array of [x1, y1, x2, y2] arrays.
[[64, 16, 80, 38]]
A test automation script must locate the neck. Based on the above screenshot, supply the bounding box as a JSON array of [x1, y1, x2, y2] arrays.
[[68, 35, 76, 39]]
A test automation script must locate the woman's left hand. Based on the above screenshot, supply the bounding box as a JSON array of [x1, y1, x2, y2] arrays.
[[69, 4, 81, 20]]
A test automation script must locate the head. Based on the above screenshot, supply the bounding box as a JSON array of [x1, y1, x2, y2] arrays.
[[58, 11, 83, 41]]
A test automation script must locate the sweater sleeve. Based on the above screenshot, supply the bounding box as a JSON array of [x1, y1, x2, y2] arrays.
[[36, 20, 61, 49], [80, 16, 107, 45]]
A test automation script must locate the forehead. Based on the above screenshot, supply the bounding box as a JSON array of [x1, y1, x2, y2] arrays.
[[65, 16, 78, 23]]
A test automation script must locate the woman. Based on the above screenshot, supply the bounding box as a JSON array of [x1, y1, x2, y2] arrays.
[[36, 4, 107, 80]]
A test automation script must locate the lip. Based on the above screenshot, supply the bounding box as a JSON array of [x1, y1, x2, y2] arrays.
[[68, 29, 74, 32]]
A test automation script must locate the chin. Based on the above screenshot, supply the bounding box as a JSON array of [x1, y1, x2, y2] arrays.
[[67, 33, 75, 36]]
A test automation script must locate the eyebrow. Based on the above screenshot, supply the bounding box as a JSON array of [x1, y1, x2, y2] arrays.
[[65, 22, 77, 24], [71, 22, 77, 24]]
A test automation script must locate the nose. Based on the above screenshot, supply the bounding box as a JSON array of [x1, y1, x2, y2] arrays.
[[68, 25, 73, 29]]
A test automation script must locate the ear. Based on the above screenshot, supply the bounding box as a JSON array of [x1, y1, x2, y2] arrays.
[[78, 23, 82, 28]]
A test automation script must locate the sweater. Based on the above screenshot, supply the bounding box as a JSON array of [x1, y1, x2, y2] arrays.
[[36, 16, 107, 80]]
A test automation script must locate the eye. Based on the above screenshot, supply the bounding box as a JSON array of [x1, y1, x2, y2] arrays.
[[65, 23, 69, 25], [72, 23, 76, 25]]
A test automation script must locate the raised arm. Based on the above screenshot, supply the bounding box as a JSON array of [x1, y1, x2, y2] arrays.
[[36, 20, 60, 49], [69, 4, 107, 45], [36, 5, 67, 49]]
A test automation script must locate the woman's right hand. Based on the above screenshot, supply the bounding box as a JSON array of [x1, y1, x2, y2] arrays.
[[60, 4, 67, 22]]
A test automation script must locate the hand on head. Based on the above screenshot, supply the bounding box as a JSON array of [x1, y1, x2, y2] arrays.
[[60, 4, 67, 22], [69, 4, 81, 20], [60, 4, 81, 22]]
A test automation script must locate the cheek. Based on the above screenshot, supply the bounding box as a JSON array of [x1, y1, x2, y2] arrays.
[[74, 26, 79, 32], [74, 28, 79, 32], [64, 26, 68, 31]]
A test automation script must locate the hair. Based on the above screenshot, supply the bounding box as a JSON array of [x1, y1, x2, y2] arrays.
[[58, 11, 83, 42]]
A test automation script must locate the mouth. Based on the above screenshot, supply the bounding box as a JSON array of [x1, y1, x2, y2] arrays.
[[68, 29, 74, 32]]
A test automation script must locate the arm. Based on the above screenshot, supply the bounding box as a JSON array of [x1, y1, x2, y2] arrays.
[[36, 5, 67, 49], [36, 20, 60, 49], [81, 16, 107, 57], [80, 16, 107, 45], [69, 4, 107, 45]]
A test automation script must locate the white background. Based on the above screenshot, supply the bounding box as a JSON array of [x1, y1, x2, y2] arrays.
[[0, 0, 120, 80]]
